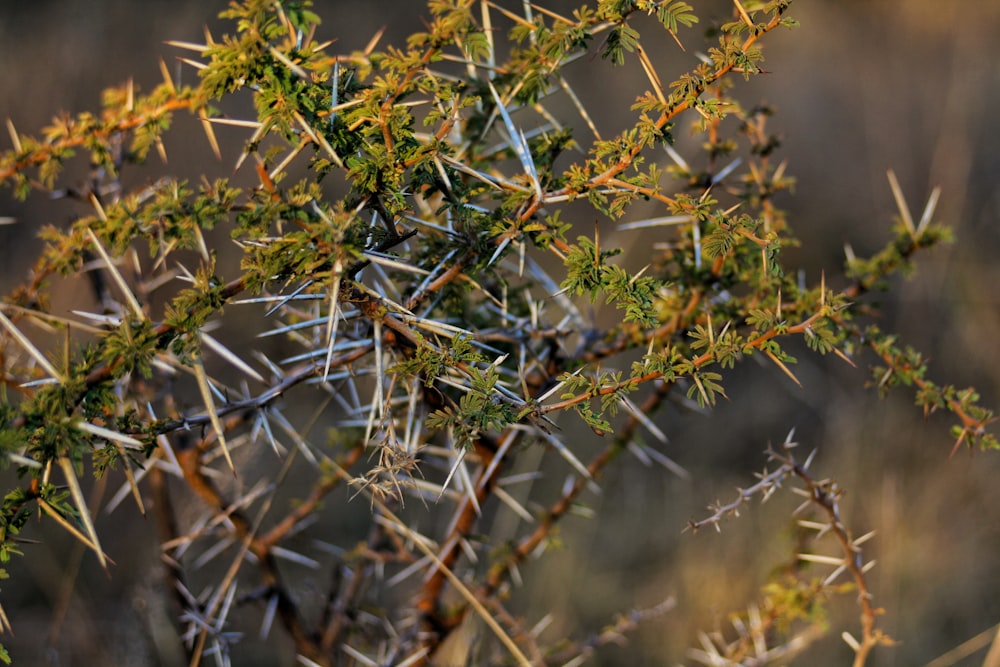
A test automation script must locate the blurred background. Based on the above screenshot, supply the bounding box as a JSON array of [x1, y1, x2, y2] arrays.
[[2, 1, 1000, 665]]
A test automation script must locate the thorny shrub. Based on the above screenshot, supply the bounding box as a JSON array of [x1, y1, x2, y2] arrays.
[[0, 1, 996, 665]]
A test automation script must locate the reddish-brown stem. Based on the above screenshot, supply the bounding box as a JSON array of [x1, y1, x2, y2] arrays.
[[484, 380, 671, 597]]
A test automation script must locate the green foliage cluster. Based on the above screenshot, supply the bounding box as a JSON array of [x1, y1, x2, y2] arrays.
[[0, 0, 995, 664]]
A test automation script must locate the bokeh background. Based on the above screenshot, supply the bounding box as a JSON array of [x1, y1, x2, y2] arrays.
[[2, 1, 1000, 665]]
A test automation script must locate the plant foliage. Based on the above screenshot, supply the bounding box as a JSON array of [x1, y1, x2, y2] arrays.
[[0, 0, 995, 665]]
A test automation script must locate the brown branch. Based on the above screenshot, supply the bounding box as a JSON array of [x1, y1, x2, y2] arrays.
[[173, 420, 371, 665], [542, 309, 828, 415], [0, 96, 196, 184], [563, 9, 791, 195], [259, 442, 365, 549], [417, 432, 507, 629], [771, 445, 892, 666], [484, 380, 672, 597]]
